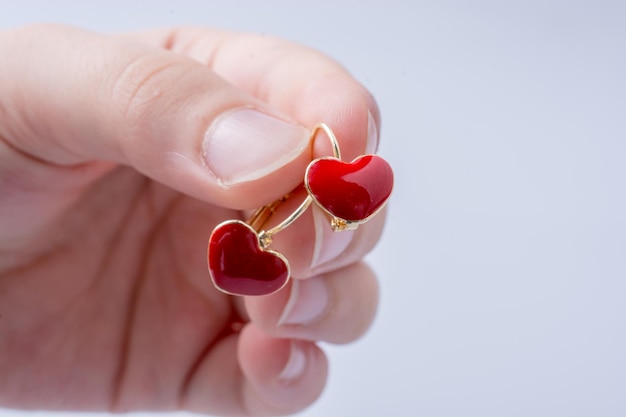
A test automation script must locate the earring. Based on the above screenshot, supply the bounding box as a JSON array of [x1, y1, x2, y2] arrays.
[[208, 191, 312, 297], [304, 123, 394, 231], [208, 122, 393, 296]]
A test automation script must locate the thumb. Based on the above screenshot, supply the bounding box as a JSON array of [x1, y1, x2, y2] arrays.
[[0, 24, 311, 209]]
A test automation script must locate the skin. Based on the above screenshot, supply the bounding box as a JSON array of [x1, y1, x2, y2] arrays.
[[0, 25, 384, 416]]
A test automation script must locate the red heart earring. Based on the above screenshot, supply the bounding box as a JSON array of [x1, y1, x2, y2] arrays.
[[305, 123, 394, 231], [208, 192, 313, 296]]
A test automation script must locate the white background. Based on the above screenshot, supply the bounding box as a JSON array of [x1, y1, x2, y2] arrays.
[[1, 1, 625, 416]]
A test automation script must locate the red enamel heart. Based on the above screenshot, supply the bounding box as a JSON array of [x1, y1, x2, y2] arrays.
[[305, 155, 393, 222], [208, 221, 289, 296]]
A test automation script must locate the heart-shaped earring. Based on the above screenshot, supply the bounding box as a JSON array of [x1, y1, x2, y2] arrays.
[[208, 220, 289, 296], [208, 122, 393, 296], [305, 123, 394, 231], [208, 192, 312, 296]]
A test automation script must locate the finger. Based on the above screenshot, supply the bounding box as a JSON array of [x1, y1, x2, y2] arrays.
[[0, 24, 313, 209], [245, 262, 379, 344], [182, 326, 327, 416], [125, 27, 381, 159]]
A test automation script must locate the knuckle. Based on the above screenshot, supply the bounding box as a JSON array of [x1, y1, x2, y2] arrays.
[[108, 54, 197, 165], [110, 53, 189, 135]]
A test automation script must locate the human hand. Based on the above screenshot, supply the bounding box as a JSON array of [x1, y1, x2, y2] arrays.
[[0, 24, 384, 416]]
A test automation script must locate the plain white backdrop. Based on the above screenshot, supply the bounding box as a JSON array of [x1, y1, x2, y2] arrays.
[[1, 1, 625, 416]]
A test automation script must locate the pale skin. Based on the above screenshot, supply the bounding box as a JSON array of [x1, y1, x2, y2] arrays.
[[0, 25, 385, 416]]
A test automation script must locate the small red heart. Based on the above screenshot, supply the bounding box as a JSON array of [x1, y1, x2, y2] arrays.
[[305, 155, 393, 222], [208, 221, 289, 296]]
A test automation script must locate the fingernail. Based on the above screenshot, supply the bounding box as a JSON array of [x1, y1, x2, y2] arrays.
[[277, 278, 330, 326], [365, 110, 379, 154], [203, 108, 309, 186], [310, 207, 354, 271], [278, 342, 307, 383]]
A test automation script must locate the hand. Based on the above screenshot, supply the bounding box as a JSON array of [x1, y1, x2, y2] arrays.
[[0, 24, 384, 416]]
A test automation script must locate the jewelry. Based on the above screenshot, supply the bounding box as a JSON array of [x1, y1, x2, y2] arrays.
[[304, 123, 394, 231], [207, 191, 311, 296], [207, 122, 393, 296]]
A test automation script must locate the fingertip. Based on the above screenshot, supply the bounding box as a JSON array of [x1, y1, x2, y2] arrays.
[[246, 262, 380, 345], [238, 325, 328, 415]]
